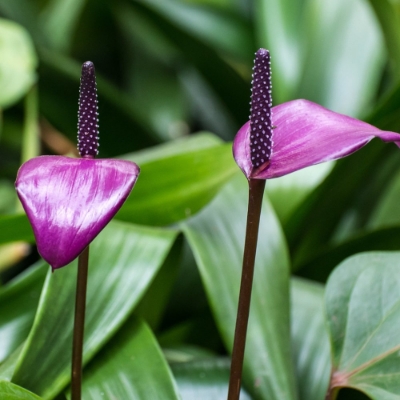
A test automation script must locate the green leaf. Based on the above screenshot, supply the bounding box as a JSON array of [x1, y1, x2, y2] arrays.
[[117, 142, 239, 226], [325, 252, 400, 399], [39, 0, 88, 52], [0, 262, 47, 363], [0, 1, 42, 46], [0, 381, 42, 400], [171, 357, 252, 399], [126, 0, 249, 130], [367, 82, 400, 133], [122, 132, 223, 164], [291, 278, 330, 400], [135, 236, 183, 330], [0, 180, 17, 214], [255, 0, 304, 102], [74, 317, 180, 400], [298, 0, 385, 117], [369, 167, 400, 229], [136, 0, 254, 62], [266, 162, 333, 223], [366, 0, 400, 81], [182, 175, 296, 400], [298, 227, 400, 283], [0, 214, 34, 245], [0, 19, 37, 108], [287, 140, 399, 269], [11, 220, 177, 399], [0, 346, 23, 381]]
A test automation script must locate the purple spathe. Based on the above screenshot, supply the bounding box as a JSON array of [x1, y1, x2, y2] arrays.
[[233, 99, 400, 179], [15, 156, 139, 269]]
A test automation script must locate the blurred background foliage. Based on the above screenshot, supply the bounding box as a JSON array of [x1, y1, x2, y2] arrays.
[[0, 0, 400, 277], [1, 0, 400, 399]]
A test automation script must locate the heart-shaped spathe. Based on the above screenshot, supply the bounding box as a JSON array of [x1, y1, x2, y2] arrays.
[[15, 155, 140, 269]]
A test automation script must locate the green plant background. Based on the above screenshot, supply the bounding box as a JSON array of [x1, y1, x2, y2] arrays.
[[1, 0, 400, 399]]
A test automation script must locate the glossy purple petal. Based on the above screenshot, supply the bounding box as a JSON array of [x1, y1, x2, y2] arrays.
[[233, 99, 400, 179], [15, 156, 139, 269]]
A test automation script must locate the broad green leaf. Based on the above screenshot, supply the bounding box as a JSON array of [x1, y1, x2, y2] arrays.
[[0, 262, 47, 363], [298, 227, 400, 283], [74, 317, 180, 400], [287, 140, 400, 269], [137, 0, 254, 62], [291, 278, 330, 400], [182, 175, 296, 400], [266, 162, 333, 223], [158, 238, 211, 335], [117, 143, 239, 226], [0, 214, 34, 245], [0, 346, 23, 381], [368, 82, 400, 133], [135, 236, 183, 330], [0, 1, 42, 46], [39, 0, 87, 52], [0, 19, 37, 108], [12, 220, 177, 399], [122, 132, 223, 164], [171, 357, 252, 399], [113, 12, 189, 142], [117, 0, 242, 139], [325, 252, 400, 399], [298, 0, 384, 117], [179, 68, 238, 140], [369, 168, 400, 229], [0, 381, 42, 400], [0, 180, 17, 214], [164, 344, 216, 363], [255, 0, 304, 102], [367, 0, 400, 81], [126, 0, 249, 131]]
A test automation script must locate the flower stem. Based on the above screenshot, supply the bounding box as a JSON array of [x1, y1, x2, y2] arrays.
[[71, 246, 90, 400], [325, 386, 338, 400], [227, 178, 266, 400]]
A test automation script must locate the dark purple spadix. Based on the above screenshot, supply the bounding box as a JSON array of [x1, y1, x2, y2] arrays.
[[78, 61, 99, 158], [249, 49, 272, 170]]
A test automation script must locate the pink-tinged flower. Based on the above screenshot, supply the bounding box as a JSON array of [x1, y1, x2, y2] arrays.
[[233, 49, 400, 180], [15, 62, 139, 269]]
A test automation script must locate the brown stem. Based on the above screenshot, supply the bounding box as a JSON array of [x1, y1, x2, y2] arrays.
[[325, 371, 342, 400], [71, 246, 90, 400], [227, 178, 266, 400], [325, 385, 338, 400]]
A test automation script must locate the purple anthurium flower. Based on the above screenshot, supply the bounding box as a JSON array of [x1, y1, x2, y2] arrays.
[[15, 61, 140, 270], [233, 50, 400, 180], [227, 49, 400, 400]]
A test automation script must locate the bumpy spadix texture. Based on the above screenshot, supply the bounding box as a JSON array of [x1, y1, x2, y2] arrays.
[[78, 61, 99, 157], [233, 48, 400, 179], [16, 156, 139, 269], [249, 49, 272, 171]]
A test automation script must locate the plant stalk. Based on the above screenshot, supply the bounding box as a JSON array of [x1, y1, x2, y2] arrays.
[[325, 374, 339, 400], [227, 178, 266, 400], [71, 246, 90, 400], [325, 386, 338, 400]]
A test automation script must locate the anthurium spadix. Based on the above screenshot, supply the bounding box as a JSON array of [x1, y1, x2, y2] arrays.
[[227, 49, 400, 400], [15, 61, 140, 270]]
